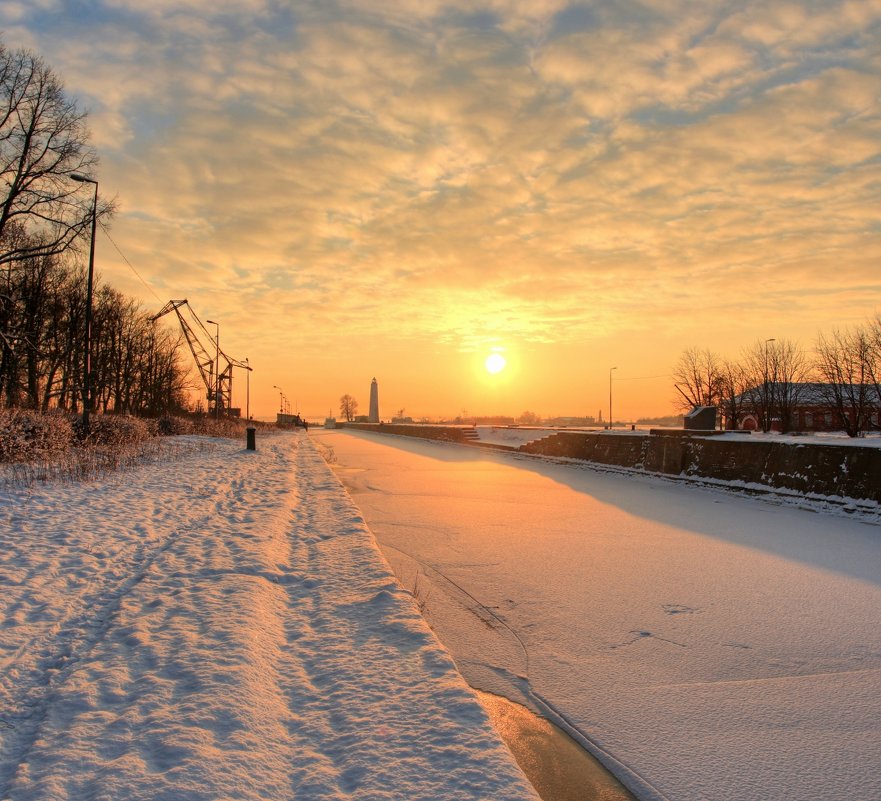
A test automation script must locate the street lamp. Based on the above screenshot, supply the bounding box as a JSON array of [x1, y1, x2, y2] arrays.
[[609, 366, 618, 430], [763, 338, 776, 432], [244, 358, 252, 420], [206, 319, 220, 418], [273, 385, 284, 415], [70, 173, 98, 434]]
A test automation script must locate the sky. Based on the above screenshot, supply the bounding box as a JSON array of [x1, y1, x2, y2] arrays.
[[3, 0, 880, 420]]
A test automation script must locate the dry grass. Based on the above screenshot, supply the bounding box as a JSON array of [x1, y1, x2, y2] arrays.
[[0, 410, 273, 487]]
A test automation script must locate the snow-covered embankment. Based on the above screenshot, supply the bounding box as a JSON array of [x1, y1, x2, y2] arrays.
[[0, 431, 537, 801]]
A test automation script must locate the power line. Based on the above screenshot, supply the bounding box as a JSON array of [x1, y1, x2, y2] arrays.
[[98, 222, 163, 303], [613, 373, 671, 381]]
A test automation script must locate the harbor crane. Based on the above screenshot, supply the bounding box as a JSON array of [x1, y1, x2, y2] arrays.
[[151, 300, 250, 416]]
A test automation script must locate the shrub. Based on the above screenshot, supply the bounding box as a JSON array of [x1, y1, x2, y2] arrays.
[[189, 415, 249, 439], [156, 415, 194, 436], [0, 408, 74, 462], [74, 414, 152, 448]]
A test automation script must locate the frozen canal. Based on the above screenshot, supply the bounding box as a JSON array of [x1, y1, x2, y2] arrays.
[[312, 428, 881, 801]]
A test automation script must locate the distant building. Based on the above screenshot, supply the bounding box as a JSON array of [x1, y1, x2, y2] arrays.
[[368, 377, 380, 423], [731, 382, 880, 432]]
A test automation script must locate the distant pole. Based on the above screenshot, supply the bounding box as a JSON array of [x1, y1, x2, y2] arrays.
[[207, 320, 220, 418], [273, 385, 284, 415], [245, 358, 251, 420], [70, 173, 98, 434], [609, 366, 618, 430], [764, 338, 776, 431]]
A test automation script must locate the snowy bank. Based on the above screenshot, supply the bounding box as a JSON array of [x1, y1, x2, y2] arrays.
[[0, 432, 537, 801], [319, 429, 881, 801], [341, 423, 881, 503]]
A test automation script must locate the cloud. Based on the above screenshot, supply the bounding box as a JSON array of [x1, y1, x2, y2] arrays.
[[3, 0, 880, 414]]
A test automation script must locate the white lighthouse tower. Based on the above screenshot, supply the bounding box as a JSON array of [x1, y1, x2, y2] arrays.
[[368, 378, 380, 423]]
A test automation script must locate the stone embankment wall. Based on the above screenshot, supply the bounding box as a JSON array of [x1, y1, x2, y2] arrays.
[[340, 422, 473, 443], [336, 424, 880, 502], [520, 431, 881, 503]]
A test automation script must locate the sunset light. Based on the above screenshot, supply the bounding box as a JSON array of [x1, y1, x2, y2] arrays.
[[5, 2, 879, 421], [485, 353, 507, 375], [3, 8, 881, 799]]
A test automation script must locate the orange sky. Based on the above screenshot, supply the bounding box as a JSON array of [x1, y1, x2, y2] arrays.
[[5, 1, 880, 420]]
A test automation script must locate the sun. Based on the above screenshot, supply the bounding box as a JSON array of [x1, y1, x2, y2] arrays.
[[485, 352, 507, 374]]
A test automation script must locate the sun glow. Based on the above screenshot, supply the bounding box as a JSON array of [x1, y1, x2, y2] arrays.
[[485, 353, 507, 374]]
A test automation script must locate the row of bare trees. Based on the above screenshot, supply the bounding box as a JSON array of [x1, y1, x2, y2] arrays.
[[1, 38, 191, 418], [673, 319, 881, 437], [0, 233, 190, 415]]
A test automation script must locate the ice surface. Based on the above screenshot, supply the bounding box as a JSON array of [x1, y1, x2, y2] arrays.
[[0, 432, 538, 801], [316, 428, 881, 801]]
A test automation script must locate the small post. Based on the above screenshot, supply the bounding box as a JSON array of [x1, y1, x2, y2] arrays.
[[246, 426, 256, 451]]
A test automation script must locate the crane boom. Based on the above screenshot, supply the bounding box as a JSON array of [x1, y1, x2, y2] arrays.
[[152, 299, 249, 415]]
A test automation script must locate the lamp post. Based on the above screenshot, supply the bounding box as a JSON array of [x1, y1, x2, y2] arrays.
[[245, 358, 252, 420], [70, 173, 98, 434], [763, 338, 776, 432], [273, 385, 284, 416], [609, 366, 618, 430], [206, 319, 220, 418]]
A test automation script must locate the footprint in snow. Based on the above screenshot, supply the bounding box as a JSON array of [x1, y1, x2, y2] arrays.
[[662, 604, 700, 615]]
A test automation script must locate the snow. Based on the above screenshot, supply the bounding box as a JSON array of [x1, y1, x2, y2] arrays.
[[720, 430, 881, 447], [315, 428, 881, 801], [472, 427, 556, 448], [0, 432, 538, 801], [472, 425, 881, 449]]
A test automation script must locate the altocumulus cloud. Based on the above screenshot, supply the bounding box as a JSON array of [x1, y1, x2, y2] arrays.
[[3, 0, 880, 356]]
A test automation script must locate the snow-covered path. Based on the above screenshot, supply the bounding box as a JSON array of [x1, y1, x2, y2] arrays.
[[0, 432, 537, 801], [313, 428, 881, 801]]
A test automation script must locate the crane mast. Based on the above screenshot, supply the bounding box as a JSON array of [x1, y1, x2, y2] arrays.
[[151, 300, 249, 416]]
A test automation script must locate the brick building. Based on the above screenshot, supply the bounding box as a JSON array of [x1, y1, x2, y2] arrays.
[[733, 383, 880, 432]]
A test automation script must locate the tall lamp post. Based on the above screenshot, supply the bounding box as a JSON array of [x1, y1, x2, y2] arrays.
[[206, 319, 220, 418], [763, 338, 776, 432], [273, 385, 284, 416], [609, 366, 617, 430], [70, 173, 98, 434], [244, 358, 252, 421]]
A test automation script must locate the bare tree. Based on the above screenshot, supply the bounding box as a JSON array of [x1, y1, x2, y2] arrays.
[[672, 348, 721, 412], [339, 394, 358, 422], [870, 316, 881, 405], [742, 340, 778, 432], [742, 339, 810, 432], [716, 359, 749, 430], [0, 41, 111, 267], [773, 339, 811, 433], [816, 327, 877, 437]]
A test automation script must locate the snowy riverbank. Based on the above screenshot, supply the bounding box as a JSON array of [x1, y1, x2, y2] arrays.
[[318, 428, 881, 801], [0, 431, 537, 801]]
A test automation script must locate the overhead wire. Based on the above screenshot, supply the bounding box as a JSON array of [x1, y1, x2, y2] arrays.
[[98, 221, 164, 304]]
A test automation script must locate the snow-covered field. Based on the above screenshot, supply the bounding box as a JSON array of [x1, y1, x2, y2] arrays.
[[0, 432, 538, 801], [315, 428, 881, 801]]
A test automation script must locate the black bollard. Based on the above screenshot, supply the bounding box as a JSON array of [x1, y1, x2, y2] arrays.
[[246, 427, 256, 451]]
